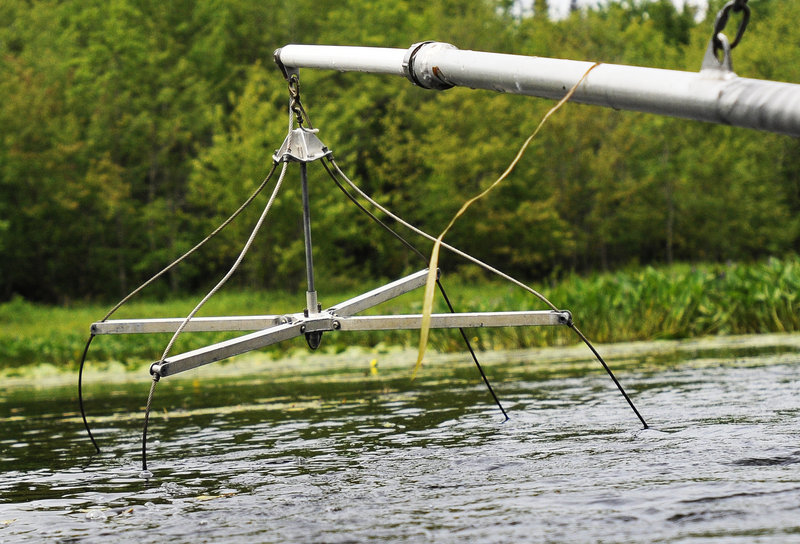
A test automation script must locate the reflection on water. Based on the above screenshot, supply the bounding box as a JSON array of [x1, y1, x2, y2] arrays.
[[1, 335, 799, 542]]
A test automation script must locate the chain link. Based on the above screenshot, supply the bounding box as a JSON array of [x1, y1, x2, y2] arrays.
[[712, 0, 751, 55], [288, 74, 313, 128]]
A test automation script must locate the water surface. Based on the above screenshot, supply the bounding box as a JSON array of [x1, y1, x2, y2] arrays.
[[1, 335, 799, 542]]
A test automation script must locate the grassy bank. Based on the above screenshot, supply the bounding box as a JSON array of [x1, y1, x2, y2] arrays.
[[1, 256, 798, 371]]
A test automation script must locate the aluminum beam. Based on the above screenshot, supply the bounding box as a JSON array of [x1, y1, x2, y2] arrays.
[[150, 322, 305, 377], [91, 316, 286, 335], [275, 42, 800, 137], [148, 309, 569, 378], [335, 311, 570, 331], [327, 269, 430, 317]]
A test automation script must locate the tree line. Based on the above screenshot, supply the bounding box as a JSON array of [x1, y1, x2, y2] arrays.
[[1, 0, 798, 304]]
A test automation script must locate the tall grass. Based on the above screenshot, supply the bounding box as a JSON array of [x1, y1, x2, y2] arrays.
[[1, 256, 798, 370]]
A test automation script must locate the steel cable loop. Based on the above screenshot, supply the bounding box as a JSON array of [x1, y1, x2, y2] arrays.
[[322, 159, 509, 420], [326, 157, 648, 428], [157, 161, 289, 364]]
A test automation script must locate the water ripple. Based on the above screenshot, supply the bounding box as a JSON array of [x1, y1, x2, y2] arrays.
[[1, 337, 799, 542]]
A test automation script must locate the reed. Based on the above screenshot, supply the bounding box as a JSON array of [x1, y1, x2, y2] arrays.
[[1, 256, 798, 370]]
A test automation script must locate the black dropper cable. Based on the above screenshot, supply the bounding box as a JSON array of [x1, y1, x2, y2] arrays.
[[78, 334, 101, 454], [323, 159, 509, 420]]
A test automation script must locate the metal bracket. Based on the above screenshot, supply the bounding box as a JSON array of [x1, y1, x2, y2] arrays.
[[402, 41, 457, 90], [273, 127, 332, 163], [701, 33, 735, 77], [273, 47, 298, 81]]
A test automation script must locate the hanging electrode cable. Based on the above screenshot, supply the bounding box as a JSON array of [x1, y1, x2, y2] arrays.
[[142, 81, 306, 470], [325, 157, 648, 429], [141, 161, 289, 472], [78, 334, 99, 453], [322, 160, 509, 420], [141, 372, 159, 474], [78, 161, 281, 453]]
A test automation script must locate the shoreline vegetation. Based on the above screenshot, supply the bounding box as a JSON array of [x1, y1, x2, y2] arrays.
[[1, 256, 798, 374], [4, 1, 800, 306]]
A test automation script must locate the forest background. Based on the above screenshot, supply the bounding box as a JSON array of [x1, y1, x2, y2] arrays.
[[1, 0, 798, 309]]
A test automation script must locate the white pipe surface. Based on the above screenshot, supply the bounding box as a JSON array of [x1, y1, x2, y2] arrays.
[[275, 42, 800, 137], [276, 45, 407, 76]]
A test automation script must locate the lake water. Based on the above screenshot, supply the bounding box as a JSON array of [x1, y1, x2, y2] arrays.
[[1, 334, 799, 543]]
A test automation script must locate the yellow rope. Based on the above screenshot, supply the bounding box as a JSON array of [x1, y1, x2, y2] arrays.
[[413, 63, 600, 379]]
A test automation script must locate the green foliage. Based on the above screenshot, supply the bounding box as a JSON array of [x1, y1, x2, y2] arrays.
[[0, 0, 799, 304], [1, 256, 798, 369]]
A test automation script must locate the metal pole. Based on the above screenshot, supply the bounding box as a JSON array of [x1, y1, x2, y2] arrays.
[[300, 162, 318, 314], [275, 42, 800, 137]]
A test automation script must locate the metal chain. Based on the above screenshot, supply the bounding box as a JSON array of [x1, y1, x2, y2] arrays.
[[712, 0, 751, 55], [288, 74, 313, 129]]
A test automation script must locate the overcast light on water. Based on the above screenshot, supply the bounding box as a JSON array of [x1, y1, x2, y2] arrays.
[[1, 334, 799, 542]]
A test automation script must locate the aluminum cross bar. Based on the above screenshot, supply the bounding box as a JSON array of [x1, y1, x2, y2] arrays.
[[275, 42, 800, 137], [327, 269, 430, 316], [148, 310, 569, 378], [335, 311, 570, 331], [150, 322, 305, 377], [91, 270, 432, 336], [91, 316, 286, 335]]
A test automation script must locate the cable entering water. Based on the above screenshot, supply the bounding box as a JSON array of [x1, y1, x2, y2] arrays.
[[78, 162, 281, 452], [327, 158, 647, 428], [324, 159, 509, 420]]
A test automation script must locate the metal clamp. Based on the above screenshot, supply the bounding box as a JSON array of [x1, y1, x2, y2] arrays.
[[402, 41, 457, 90], [701, 32, 734, 76], [273, 127, 332, 163]]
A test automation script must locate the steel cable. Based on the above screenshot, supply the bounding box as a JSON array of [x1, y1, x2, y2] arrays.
[[326, 157, 647, 428], [322, 159, 508, 420], [101, 161, 280, 323], [78, 161, 280, 453], [158, 161, 289, 363], [141, 161, 289, 471]]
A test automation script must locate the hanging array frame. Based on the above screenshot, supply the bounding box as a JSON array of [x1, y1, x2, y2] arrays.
[[93, 267, 570, 378], [90, 129, 572, 380]]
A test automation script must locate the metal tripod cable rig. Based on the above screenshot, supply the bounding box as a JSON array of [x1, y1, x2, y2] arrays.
[[90, 71, 600, 469]]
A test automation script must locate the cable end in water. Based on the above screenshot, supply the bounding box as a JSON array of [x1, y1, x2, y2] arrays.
[[78, 334, 101, 454]]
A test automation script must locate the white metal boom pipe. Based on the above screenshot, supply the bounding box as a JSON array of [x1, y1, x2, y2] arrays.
[[275, 42, 800, 137]]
